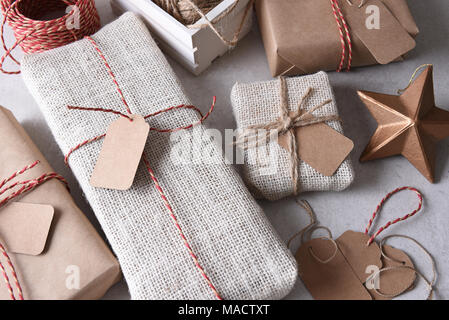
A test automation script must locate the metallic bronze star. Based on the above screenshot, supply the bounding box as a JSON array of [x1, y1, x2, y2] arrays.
[[358, 66, 449, 183]]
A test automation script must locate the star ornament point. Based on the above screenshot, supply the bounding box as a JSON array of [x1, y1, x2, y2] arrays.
[[359, 66, 449, 183]]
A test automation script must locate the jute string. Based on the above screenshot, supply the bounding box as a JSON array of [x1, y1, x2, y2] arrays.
[[346, 0, 366, 8], [397, 64, 434, 95], [287, 200, 339, 264], [367, 235, 437, 300], [153, 0, 254, 47], [235, 77, 339, 195], [287, 200, 317, 249], [288, 193, 436, 300], [154, 0, 222, 25]]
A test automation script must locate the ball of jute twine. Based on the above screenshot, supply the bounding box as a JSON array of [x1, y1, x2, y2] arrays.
[[154, 0, 222, 25], [154, 0, 254, 47]]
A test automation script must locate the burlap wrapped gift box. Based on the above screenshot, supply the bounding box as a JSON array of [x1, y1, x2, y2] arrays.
[[256, 0, 419, 76], [0, 106, 120, 300], [231, 72, 355, 201], [21, 13, 297, 300]]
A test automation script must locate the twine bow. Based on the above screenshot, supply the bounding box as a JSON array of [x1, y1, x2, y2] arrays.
[[235, 77, 339, 195]]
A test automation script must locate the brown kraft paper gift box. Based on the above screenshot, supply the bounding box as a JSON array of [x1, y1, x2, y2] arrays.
[[256, 0, 419, 77], [0, 106, 121, 300]]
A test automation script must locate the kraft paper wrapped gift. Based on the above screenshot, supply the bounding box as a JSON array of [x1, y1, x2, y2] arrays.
[[256, 0, 419, 76], [21, 13, 298, 300], [0, 106, 121, 300], [231, 72, 355, 201]]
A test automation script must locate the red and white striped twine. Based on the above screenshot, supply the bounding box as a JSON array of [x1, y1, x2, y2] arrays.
[[0, 0, 100, 74], [0, 160, 68, 300], [64, 35, 222, 300], [365, 187, 424, 246], [330, 0, 353, 72]]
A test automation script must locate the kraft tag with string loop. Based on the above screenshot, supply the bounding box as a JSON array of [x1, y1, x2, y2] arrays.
[[290, 189, 425, 300], [90, 114, 149, 190], [290, 200, 372, 300], [333, 187, 423, 299], [296, 225, 373, 300]]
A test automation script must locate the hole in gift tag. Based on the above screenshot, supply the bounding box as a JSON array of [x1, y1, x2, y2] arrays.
[[291, 188, 430, 300], [90, 114, 150, 190]]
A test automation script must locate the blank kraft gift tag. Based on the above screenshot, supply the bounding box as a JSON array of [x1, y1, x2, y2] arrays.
[[370, 244, 416, 300], [336, 230, 416, 300], [341, 0, 416, 64], [296, 237, 372, 300], [279, 115, 354, 176], [0, 202, 54, 255], [90, 114, 149, 190]]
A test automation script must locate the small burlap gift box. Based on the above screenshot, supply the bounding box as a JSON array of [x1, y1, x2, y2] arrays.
[[231, 72, 355, 201], [21, 13, 297, 300]]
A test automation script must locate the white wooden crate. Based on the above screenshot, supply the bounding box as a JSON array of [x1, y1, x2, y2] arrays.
[[110, 0, 253, 75]]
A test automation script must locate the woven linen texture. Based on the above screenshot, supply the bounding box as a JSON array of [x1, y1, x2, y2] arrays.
[[231, 72, 355, 201], [21, 13, 297, 300]]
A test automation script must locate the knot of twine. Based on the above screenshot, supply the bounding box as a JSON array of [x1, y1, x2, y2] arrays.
[[64, 35, 223, 300], [0, 160, 68, 300], [0, 0, 100, 74], [235, 77, 339, 196], [154, 0, 254, 47]]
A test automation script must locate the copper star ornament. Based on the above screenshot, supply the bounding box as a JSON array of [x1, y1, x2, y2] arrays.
[[358, 65, 449, 183]]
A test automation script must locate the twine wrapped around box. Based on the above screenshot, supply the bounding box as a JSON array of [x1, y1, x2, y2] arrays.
[[231, 72, 355, 201], [21, 13, 297, 300], [256, 0, 419, 77], [0, 106, 120, 300]]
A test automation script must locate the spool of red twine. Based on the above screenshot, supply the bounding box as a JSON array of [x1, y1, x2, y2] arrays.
[[0, 0, 100, 74]]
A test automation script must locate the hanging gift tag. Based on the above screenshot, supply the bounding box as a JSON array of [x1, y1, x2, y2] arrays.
[[90, 114, 149, 190], [278, 114, 354, 176], [0, 202, 54, 255], [296, 237, 372, 300], [341, 0, 416, 64], [339, 187, 423, 299]]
